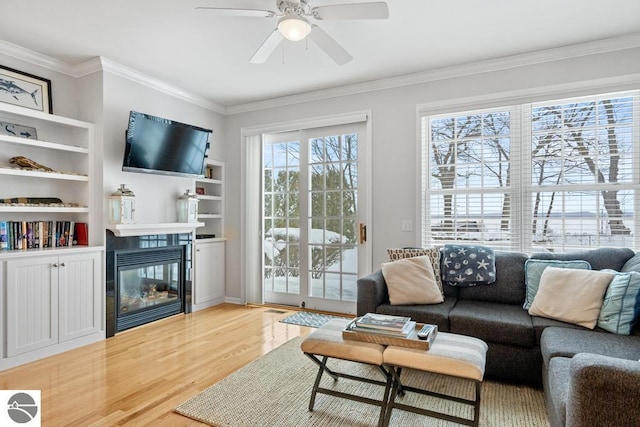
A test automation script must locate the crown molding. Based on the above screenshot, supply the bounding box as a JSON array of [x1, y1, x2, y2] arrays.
[[0, 41, 226, 115], [0, 39, 76, 75], [225, 32, 640, 115], [93, 58, 226, 115]]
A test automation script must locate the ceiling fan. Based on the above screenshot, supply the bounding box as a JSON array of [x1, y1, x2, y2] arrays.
[[196, 0, 389, 65]]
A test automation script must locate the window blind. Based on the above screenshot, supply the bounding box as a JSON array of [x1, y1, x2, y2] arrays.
[[421, 90, 639, 252]]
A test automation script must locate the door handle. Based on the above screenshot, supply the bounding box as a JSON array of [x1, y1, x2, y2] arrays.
[[359, 223, 367, 244]]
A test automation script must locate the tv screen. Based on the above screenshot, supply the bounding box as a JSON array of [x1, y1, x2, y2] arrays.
[[122, 111, 211, 177]]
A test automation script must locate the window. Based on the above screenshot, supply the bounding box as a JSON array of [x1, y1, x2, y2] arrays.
[[421, 91, 640, 251]]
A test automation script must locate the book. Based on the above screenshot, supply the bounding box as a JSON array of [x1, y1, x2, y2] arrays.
[[355, 313, 411, 332], [0, 221, 7, 249], [351, 320, 416, 337], [74, 222, 88, 245]]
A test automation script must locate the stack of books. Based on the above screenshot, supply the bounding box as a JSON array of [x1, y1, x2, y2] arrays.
[[351, 313, 416, 338]]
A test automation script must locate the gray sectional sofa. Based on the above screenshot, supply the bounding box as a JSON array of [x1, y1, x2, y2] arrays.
[[356, 247, 640, 427]]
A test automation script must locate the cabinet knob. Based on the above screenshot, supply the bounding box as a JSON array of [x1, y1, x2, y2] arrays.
[[52, 263, 59, 267], [60, 262, 66, 267]]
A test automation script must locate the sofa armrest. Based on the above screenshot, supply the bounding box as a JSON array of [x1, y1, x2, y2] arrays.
[[356, 270, 388, 316], [567, 353, 640, 427]]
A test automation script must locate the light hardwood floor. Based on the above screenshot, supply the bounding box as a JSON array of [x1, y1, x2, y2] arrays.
[[0, 304, 320, 426]]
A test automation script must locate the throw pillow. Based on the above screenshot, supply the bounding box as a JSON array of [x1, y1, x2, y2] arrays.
[[528, 267, 614, 329], [597, 269, 640, 335], [523, 259, 591, 309], [381, 255, 444, 305], [387, 248, 442, 294], [442, 244, 496, 287], [621, 253, 640, 273]]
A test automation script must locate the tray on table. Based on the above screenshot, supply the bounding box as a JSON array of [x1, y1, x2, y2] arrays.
[[342, 318, 438, 350]]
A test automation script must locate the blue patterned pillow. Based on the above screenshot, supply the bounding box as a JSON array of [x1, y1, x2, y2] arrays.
[[442, 244, 496, 287], [524, 259, 591, 309], [597, 270, 640, 335]]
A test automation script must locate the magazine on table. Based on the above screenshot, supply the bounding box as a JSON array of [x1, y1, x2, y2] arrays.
[[351, 320, 417, 337], [355, 313, 411, 331], [354, 313, 416, 336]]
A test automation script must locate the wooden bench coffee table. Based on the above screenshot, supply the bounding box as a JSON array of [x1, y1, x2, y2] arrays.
[[301, 318, 392, 427], [301, 318, 487, 427], [383, 332, 488, 426]]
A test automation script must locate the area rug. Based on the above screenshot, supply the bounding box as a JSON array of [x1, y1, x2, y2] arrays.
[[175, 338, 549, 427], [279, 311, 346, 328]]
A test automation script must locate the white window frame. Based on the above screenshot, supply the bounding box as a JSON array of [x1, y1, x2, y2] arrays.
[[419, 89, 640, 252]]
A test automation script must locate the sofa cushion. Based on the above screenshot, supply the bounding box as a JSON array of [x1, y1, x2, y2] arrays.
[[442, 244, 496, 286], [528, 267, 614, 329], [523, 259, 591, 309], [531, 315, 586, 344], [381, 256, 444, 305], [530, 247, 635, 272], [457, 251, 528, 305], [597, 270, 640, 335], [449, 300, 535, 347], [376, 298, 457, 332], [621, 252, 640, 272], [540, 327, 640, 367], [387, 247, 443, 293]]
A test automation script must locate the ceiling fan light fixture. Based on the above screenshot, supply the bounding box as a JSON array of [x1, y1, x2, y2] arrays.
[[278, 15, 311, 41]]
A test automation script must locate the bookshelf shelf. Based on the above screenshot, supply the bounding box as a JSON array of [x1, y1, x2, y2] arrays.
[[0, 206, 89, 213], [0, 134, 89, 153], [0, 167, 89, 181]]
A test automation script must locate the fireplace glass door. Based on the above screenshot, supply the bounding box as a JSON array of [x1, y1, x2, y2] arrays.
[[118, 261, 180, 314], [115, 247, 184, 332]]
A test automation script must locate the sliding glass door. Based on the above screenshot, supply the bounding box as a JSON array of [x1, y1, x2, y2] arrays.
[[263, 122, 367, 314]]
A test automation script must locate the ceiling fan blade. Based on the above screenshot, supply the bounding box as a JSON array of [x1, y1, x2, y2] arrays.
[[250, 29, 283, 63], [312, 2, 389, 20], [196, 0, 276, 17], [308, 25, 352, 65]]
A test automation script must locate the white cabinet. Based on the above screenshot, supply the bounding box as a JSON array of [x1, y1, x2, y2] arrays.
[[58, 252, 101, 342], [5, 251, 101, 357], [193, 240, 225, 311], [5, 256, 58, 356]]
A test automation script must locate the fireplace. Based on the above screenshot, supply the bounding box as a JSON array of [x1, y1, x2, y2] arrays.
[[106, 231, 193, 337]]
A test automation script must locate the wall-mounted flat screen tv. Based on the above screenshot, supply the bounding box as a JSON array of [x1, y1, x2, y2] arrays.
[[122, 111, 211, 178]]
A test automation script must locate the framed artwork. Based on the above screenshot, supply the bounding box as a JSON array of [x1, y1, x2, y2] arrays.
[[0, 121, 38, 139], [0, 65, 52, 113], [195, 187, 205, 195]]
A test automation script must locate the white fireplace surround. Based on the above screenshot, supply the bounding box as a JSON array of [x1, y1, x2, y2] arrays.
[[106, 222, 205, 237]]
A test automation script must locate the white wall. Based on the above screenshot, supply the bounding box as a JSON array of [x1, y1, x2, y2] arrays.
[[101, 72, 225, 224], [223, 47, 640, 302]]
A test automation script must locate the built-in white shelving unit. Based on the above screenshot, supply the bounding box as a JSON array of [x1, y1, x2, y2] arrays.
[[192, 159, 225, 311], [0, 102, 104, 372]]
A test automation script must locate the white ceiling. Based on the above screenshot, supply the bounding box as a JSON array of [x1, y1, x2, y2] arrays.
[[1, 0, 640, 109]]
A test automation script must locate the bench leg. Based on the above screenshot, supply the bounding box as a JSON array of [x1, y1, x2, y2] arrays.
[[384, 366, 482, 427], [303, 352, 393, 424], [306, 355, 336, 411]]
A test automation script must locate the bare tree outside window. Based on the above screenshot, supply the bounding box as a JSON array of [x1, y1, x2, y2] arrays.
[[423, 91, 637, 251]]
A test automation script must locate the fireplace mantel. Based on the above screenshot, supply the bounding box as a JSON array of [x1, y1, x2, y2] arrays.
[[106, 222, 205, 237]]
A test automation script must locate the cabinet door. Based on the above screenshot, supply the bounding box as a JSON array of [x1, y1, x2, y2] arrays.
[[58, 251, 101, 342], [6, 256, 59, 357], [194, 241, 225, 304]]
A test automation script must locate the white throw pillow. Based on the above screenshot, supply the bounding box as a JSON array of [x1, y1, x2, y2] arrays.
[[528, 267, 614, 329], [381, 255, 444, 305]]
